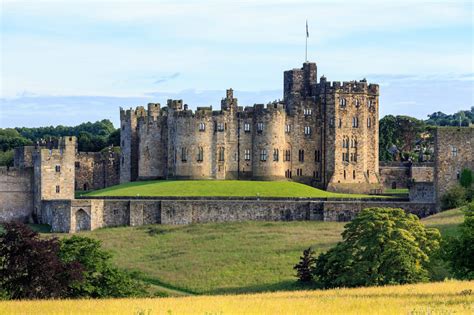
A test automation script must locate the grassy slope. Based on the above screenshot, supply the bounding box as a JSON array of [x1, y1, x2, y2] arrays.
[[83, 180, 387, 198], [55, 208, 463, 296], [2, 280, 472, 315]]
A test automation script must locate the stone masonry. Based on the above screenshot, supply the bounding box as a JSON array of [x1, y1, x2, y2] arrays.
[[120, 62, 382, 194]]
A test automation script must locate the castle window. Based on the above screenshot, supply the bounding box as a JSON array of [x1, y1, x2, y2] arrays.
[[352, 117, 359, 128], [260, 149, 267, 161], [55, 165, 61, 173], [298, 150, 305, 162], [122, 125, 125, 131], [368, 99, 373, 107], [197, 147, 204, 162], [181, 147, 187, 162], [451, 146, 458, 157], [244, 123, 251, 132], [350, 153, 355, 162], [285, 169, 292, 179], [315, 150, 321, 162], [284, 150, 291, 162], [367, 117, 372, 128], [297, 168, 303, 176], [218, 147, 225, 161], [344, 170, 346, 179], [355, 99, 360, 107], [339, 98, 347, 107], [367, 170, 369, 177], [217, 123, 225, 132], [342, 153, 349, 162], [304, 126, 312, 135], [273, 149, 279, 161], [285, 124, 291, 133], [55, 185, 60, 193], [338, 119, 342, 128], [353, 170, 356, 179], [121, 140, 124, 147], [304, 108, 312, 116], [257, 122, 264, 132], [329, 118, 335, 127], [244, 149, 251, 161], [457, 171, 460, 179], [121, 156, 124, 165], [199, 123, 206, 131]]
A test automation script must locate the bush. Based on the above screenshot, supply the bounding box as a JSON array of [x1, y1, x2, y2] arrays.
[[294, 247, 316, 282], [443, 202, 474, 280], [441, 185, 467, 210], [59, 236, 147, 298], [460, 168, 473, 189], [0, 222, 83, 299], [311, 208, 440, 288]]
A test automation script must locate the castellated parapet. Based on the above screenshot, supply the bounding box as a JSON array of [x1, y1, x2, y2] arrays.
[[120, 62, 382, 193]]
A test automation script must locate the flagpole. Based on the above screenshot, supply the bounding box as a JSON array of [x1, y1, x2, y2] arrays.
[[305, 19, 308, 62]]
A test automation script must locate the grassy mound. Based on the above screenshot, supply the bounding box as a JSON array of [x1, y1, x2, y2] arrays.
[[83, 180, 385, 198], [1, 280, 472, 314], [45, 208, 463, 296]]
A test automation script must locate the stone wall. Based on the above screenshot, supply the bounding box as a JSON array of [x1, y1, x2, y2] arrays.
[[47, 197, 434, 232], [434, 127, 474, 206], [0, 167, 34, 222], [379, 165, 410, 189], [409, 182, 435, 203], [75, 150, 120, 191], [322, 201, 436, 222]]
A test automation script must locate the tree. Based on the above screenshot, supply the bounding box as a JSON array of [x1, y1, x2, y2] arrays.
[[294, 247, 316, 282], [460, 168, 473, 189], [59, 236, 147, 298], [441, 185, 467, 210], [312, 208, 440, 288], [0, 222, 82, 299], [443, 202, 474, 280]]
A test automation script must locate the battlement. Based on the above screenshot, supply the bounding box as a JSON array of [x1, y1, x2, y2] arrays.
[[317, 78, 379, 95], [167, 99, 183, 111]]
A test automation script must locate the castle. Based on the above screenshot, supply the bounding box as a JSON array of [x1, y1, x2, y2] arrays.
[[0, 61, 472, 233], [120, 62, 381, 194]]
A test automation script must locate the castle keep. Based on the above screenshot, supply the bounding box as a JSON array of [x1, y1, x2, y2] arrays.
[[121, 62, 381, 193]]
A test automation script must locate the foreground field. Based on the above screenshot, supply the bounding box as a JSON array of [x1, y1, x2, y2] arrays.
[[83, 180, 386, 198], [46, 208, 463, 296], [1, 280, 472, 315]]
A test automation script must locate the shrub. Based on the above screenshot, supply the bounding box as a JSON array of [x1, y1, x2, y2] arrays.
[[312, 208, 440, 288], [294, 247, 316, 282], [460, 168, 473, 189], [441, 185, 467, 210], [0, 222, 82, 299], [443, 202, 474, 280], [59, 236, 147, 298]]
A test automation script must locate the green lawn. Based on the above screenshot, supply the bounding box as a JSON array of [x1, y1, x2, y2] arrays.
[[83, 180, 387, 199], [47, 208, 463, 296]]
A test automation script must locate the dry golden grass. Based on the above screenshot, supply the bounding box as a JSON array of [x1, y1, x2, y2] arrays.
[[1, 280, 472, 315]]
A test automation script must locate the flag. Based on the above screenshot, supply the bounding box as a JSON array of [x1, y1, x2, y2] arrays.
[[306, 20, 309, 38]]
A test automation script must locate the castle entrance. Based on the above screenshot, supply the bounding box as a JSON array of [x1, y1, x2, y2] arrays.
[[75, 209, 91, 232]]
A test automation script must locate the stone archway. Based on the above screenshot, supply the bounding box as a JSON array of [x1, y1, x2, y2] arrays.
[[75, 208, 91, 232]]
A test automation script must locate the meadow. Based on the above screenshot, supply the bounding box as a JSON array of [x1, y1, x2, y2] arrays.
[[1, 280, 472, 314], [45, 208, 463, 296], [83, 180, 391, 199]]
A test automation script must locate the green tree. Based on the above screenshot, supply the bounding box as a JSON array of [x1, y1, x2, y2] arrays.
[[59, 236, 147, 298], [441, 185, 467, 210], [0, 223, 82, 299], [294, 247, 316, 282], [379, 115, 398, 161], [460, 168, 473, 189], [312, 208, 440, 288], [443, 203, 474, 280]]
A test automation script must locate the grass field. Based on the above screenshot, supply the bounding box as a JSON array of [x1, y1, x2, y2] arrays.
[[45, 208, 464, 296], [1, 280, 472, 315], [83, 180, 389, 198]]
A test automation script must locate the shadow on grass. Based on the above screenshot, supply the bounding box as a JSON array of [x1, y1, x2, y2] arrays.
[[28, 224, 52, 233]]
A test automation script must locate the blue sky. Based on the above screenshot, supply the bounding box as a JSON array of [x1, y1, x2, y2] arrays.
[[1, 0, 473, 127]]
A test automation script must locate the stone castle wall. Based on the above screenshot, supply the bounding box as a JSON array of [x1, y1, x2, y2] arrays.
[[0, 167, 34, 222], [75, 150, 120, 191], [434, 127, 474, 205], [43, 197, 435, 232]]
